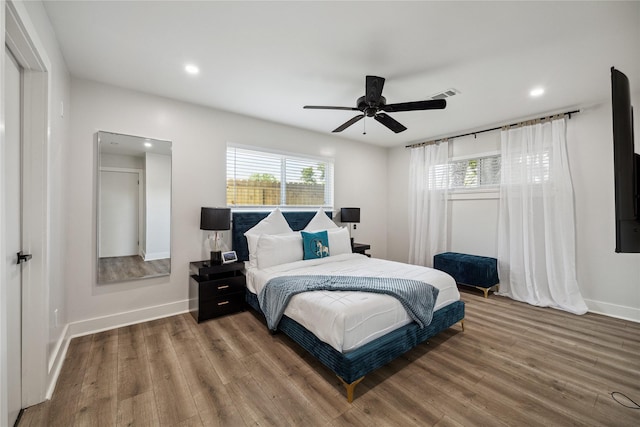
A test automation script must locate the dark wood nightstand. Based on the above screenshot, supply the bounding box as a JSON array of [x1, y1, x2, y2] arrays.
[[352, 243, 371, 257], [189, 261, 246, 323]]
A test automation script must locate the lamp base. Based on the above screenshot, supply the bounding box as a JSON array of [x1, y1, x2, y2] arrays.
[[210, 251, 222, 266]]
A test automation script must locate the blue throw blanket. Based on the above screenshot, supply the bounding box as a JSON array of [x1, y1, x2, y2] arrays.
[[258, 275, 439, 331]]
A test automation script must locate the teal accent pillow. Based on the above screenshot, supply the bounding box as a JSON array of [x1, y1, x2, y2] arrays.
[[301, 230, 330, 260]]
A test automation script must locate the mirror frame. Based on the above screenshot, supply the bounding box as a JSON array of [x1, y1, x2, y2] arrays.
[[96, 131, 172, 284]]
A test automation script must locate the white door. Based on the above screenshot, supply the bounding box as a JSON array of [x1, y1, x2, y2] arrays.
[[5, 46, 23, 427], [99, 170, 139, 258]]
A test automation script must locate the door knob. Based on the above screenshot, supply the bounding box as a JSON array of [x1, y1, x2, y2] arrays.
[[17, 251, 33, 264]]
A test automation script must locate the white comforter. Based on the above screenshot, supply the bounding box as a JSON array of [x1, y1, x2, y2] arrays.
[[245, 253, 460, 353]]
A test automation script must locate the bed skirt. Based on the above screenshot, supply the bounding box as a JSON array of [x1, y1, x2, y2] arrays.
[[245, 290, 465, 384]]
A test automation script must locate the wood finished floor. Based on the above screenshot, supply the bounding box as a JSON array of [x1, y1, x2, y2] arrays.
[[18, 289, 640, 426]]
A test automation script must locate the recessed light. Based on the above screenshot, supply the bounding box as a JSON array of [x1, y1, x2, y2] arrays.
[[530, 87, 545, 97], [144, 142, 152, 148], [185, 64, 200, 75]]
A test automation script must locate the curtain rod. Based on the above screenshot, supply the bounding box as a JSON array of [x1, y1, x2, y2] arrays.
[[405, 109, 580, 149]]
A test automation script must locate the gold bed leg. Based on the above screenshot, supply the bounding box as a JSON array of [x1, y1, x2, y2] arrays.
[[338, 376, 364, 403], [460, 319, 465, 332]]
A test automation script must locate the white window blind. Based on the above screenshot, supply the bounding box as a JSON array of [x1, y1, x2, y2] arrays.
[[449, 154, 501, 189], [226, 145, 334, 208]]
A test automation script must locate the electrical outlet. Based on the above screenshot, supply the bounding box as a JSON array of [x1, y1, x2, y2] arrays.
[[354, 224, 357, 229]]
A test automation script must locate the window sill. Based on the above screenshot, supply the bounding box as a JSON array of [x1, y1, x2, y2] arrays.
[[449, 188, 499, 200]]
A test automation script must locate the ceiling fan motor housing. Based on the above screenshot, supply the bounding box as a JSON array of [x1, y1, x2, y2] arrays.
[[357, 95, 386, 116]]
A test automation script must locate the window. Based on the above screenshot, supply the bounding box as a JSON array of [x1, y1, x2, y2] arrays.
[[449, 154, 501, 189], [226, 145, 334, 208]]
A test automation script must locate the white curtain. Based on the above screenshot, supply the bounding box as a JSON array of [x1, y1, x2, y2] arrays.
[[408, 141, 449, 267], [498, 118, 587, 314]]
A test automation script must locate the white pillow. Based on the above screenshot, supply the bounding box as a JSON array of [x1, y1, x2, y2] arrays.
[[255, 232, 303, 269], [304, 208, 338, 232], [244, 234, 262, 268], [244, 209, 293, 267], [327, 227, 352, 256]]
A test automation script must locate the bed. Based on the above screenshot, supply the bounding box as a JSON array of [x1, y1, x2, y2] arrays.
[[232, 210, 465, 402]]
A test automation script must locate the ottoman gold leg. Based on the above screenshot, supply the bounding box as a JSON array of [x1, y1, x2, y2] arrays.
[[475, 286, 489, 298]]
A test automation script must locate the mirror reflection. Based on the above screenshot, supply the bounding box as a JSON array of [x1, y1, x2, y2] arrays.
[[97, 131, 172, 283]]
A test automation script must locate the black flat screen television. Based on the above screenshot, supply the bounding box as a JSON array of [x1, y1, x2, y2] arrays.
[[611, 67, 640, 253]]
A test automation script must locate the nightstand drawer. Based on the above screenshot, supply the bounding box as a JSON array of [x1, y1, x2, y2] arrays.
[[195, 275, 245, 300], [198, 294, 245, 319]]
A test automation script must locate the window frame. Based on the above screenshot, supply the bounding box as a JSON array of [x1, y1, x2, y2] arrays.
[[448, 150, 500, 186], [447, 150, 501, 199]]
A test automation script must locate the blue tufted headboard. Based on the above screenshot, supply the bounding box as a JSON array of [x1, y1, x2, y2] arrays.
[[231, 211, 332, 262]]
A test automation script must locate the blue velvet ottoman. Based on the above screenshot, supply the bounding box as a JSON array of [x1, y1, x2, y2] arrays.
[[434, 252, 499, 298]]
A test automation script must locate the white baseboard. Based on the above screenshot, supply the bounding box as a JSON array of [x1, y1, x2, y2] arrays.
[[46, 324, 70, 399], [67, 299, 189, 338], [45, 299, 189, 399], [585, 298, 640, 323]]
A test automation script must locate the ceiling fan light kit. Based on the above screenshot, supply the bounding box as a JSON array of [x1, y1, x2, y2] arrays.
[[304, 75, 447, 134]]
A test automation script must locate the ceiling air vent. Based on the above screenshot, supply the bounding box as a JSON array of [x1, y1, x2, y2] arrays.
[[430, 88, 460, 100]]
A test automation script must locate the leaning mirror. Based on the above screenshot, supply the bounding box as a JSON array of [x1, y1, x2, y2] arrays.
[[97, 131, 172, 283]]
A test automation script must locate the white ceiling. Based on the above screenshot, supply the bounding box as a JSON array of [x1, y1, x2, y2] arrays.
[[42, 1, 640, 148]]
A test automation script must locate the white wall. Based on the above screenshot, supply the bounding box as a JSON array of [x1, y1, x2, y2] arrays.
[[447, 133, 501, 258], [568, 95, 640, 319], [388, 97, 640, 321], [66, 78, 388, 329]]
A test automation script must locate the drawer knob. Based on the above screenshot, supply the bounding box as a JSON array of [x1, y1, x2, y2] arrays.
[[217, 301, 229, 306], [217, 285, 229, 290]]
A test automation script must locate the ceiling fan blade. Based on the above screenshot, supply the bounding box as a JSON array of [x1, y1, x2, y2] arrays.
[[374, 113, 407, 133], [304, 105, 359, 111], [332, 115, 364, 132], [365, 75, 385, 106], [381, 99, 446, 113]]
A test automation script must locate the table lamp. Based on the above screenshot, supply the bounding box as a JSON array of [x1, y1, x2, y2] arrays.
[[200, 207, 231, 265], [340, 207, 360, 247]]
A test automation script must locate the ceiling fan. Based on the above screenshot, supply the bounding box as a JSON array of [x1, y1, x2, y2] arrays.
[[304, 75, 446, 134]]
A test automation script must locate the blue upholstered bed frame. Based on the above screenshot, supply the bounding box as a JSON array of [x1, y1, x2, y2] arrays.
[[231, 211, 465, 402]]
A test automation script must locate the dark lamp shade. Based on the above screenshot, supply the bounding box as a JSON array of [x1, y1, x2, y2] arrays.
[[200, 207, 231, 231], [340, 207, 360, 223]]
